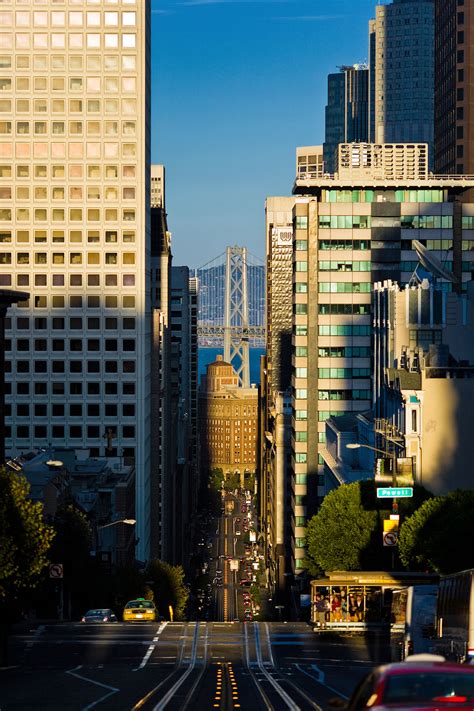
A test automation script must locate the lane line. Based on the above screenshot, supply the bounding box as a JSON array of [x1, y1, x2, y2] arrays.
[[264, 623, 275, 668], [153, 622, 201, 711], [66, 665, 119, 711], [254, 623, 300, 711], [131, 624, 190, 710], [134, 621, 168, 671], [295, 664, 349, 700]]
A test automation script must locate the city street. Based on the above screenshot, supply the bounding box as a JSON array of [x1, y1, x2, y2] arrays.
[[3, 619, 388, 710]]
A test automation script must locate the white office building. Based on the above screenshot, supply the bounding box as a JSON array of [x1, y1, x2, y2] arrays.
[[0, 1, 152, 561]]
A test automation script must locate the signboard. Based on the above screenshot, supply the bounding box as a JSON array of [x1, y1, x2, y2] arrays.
[[49, 563, 64, 579], [249, 531, 256, 543], [383, 531, 399, 547], [272, 226, 293, 248], [229, 559, 239, 572], [377, 487, 413, 499]]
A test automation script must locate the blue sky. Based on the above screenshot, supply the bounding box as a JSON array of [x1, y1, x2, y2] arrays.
[[151, 0, 377, 267]]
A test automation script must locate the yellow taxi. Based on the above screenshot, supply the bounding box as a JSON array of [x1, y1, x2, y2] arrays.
[[123, 598, 157, 622]]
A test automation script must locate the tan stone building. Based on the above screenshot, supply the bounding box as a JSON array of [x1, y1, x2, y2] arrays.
[[200, 356, 258, 481]]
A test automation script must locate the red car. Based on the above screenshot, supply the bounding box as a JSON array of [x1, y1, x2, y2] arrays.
[[331, 657, 474, 711]]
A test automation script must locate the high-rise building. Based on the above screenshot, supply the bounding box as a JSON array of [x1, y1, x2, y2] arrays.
[[261, 197, 294, 601], [290, 142, 474, 572], [323, 65, 369, 175], [169, 266, 199, 565], [150, 164, 172, 561], [434, 0, 474, 177], [1, 3, 151, 561], [369, 0, 435, 158]]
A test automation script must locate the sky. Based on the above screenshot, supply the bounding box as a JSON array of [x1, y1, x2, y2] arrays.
[[150, 0, 377, 268]]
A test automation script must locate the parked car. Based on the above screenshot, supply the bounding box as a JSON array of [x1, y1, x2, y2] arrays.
[[81, 608, 117, 623], [330, 656, 474, 710]]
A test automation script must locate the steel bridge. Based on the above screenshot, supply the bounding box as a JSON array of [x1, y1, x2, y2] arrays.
[[196, 247, 265, 387]]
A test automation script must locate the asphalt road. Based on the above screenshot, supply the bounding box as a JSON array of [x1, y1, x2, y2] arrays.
[[3, 494, 391, 709], [3, 619, 390, 710]]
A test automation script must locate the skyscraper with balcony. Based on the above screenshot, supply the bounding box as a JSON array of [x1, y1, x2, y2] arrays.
[[369, 0, 435, 160], [0, 2, 151, 561]]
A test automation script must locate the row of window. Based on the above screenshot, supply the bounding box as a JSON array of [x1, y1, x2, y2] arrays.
[[318, 325, 372, 336], [0, 164, 136, 179], [318, 390, 371, 401], [318, 304, 371, 316], [6, 425, 136, 441], [1, 274, 135, 289], [318, 346, 372, 358], [322, 189, 447, 204], [0, 229, 136, 244], [0, 10, 137, 27], [12, 295, 136, 309], [6, 359, 136, 374], [5, 380, 135, 396], [1, 76, 137, 94], [319, 282, 371, 293], [0, 207, 137, 222], [7, 403, 135, 417], [401, 215, 453, 229], [1, 185, 136, 201], [1, 141, 138, 160], [7, 316, 135, 331], [319, 239, 370, 251], [0, 31, 137, 51], [319, 215, 371, 229], [7, 338, 135, 352], [318, 368, 371, 379], [0, 97, 137, 114], [1, 252, 135, 266], [0, 52, 137, 72], [319, 261, 371, 272]]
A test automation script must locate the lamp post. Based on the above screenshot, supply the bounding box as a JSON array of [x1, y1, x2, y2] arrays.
[[97, 518, 136, 530]]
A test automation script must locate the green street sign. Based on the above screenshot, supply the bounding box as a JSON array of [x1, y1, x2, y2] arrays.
[[377, 487, 413, 499]]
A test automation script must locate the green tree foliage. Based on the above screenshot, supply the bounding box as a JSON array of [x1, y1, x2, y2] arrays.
[[209, 468, 224, 491], [0, 468, 54, 600], [305, 480, 432, 574], [144, 559, 189, 620], [399, 489, 474, 574]]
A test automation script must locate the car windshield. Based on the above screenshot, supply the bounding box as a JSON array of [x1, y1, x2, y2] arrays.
[[384, 672, 474, 705], [86, 609, 108, 616], [125, 600, 154, 609]]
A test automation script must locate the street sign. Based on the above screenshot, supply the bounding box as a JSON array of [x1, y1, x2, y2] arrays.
[[377, 487, 413, 498], [49, 563, 63, 579], [383, 531, 398, 547]]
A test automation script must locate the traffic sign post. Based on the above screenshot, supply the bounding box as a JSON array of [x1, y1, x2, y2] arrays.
[[50, 564, 64, 622], [383, 531, 398, 547], [377, 487, 413, 499], [49, 563, 63, 579]]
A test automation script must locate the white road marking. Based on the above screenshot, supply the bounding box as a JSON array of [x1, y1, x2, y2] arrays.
[[152, 622, 201, 711], [25, 625, 45, 650], [294, 663, 349, 700], [134, 621, 168, 671], [66, 665, 119, 711]]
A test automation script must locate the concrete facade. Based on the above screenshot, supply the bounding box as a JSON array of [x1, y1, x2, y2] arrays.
[[374, 280, 474, 494], [200, 356, 258, 481], [434, 0, 474, 179], [369, 0, 435, 161], [0, 2, 152, 561]]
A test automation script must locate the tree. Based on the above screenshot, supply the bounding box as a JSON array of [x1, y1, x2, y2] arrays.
[[144, 559, 189, 621], [399, 489, 474, 574], [0, 468, 55, 664], [0, 468, 54, 600], [305, 480, 432, 574]]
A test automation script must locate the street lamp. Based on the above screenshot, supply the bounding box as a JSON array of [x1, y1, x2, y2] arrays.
[[98, 518, 136, 530]]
